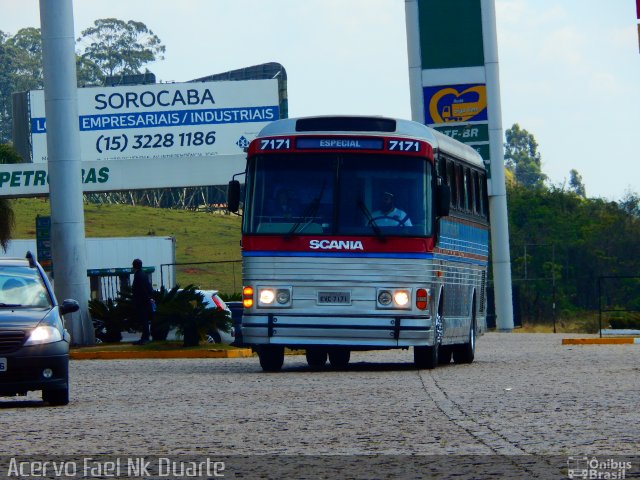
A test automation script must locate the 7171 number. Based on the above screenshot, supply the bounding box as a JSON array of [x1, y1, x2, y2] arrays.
[[388, 140, 420, 152]]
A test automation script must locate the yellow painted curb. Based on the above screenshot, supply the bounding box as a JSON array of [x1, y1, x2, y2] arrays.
[[562, 338, 640, 345], [70, 348, 254, 360]]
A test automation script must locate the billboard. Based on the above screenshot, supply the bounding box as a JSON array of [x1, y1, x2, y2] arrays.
[[423, 83, 490, 163], [28, 79, 279, 163], [0, 155, 244, 198]]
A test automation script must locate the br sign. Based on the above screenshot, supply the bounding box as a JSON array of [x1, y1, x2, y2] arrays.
[[28, 79, 279, 163]]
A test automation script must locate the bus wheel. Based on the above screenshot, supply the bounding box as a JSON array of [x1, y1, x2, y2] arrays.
[[258, 345, 285, 372], [438, 345, 453, 365], [306, 348, 328, 370], [328, 348, 350, 369], [453, 324, 475, 364], [414, 345, 438, 369]]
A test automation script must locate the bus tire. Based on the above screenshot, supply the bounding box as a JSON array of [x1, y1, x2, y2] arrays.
[[414, 344, 438, 369], [328, 348, 350, 369], [438, 345, 453, 365], [306, 348, 328, 370], [258, 345, 285, 372], [453, 324, 475, 364]]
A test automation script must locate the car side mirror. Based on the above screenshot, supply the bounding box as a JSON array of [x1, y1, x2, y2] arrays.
[[436, 184, 451, 218], [60, 299, 80, 316], [228, 180, 241, 213]]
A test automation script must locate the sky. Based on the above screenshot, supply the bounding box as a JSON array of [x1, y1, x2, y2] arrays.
[[1, 0, 639, 201]]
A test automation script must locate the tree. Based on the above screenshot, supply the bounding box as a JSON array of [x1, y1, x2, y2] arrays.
[[77, 19, 165, 80], [6, 27, 44, 93], [0, 28, 44, 143], [0, 143, 21, 252], [619, 190, 640, 218], [504, 123, 547, 188], [0, 31, 18, 143], [568, 169, 586, 197]]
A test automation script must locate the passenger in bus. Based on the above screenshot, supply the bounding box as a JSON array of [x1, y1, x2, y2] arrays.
[[370, 191, 412, 226]]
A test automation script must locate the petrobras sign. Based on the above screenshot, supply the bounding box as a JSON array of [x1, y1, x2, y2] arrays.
[[28, 79, 279, 163], [0, 154, 245, 198]]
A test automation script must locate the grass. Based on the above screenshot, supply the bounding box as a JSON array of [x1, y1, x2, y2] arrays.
[[10, 197, 243, 294], [514, 313, 601, 334]]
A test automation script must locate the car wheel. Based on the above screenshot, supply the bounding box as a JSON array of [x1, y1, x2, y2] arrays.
[[328, 348, 350, 369], [206, 330, 222, 344], [258, 345, 285, 372], [42, 387, 69, 406], [305, 348, 328, 370]]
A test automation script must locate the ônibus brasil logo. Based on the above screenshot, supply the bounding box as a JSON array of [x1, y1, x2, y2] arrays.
[[309, 239, 364, 251]]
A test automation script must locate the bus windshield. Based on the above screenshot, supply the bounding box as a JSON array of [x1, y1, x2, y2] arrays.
[[243, 153, 433, 237]]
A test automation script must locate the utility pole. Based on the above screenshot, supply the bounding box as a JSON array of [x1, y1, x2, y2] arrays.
[[39, 0, 93, 344]]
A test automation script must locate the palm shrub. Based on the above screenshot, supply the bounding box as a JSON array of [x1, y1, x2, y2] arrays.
[[88, 298, 126, 342], [154, 285, 232, 347]]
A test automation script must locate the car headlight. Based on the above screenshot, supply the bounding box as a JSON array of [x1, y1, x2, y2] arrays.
[[24, 325, 63, 345]]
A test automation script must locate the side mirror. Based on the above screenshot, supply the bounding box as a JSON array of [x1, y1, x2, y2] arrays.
[[227, 180, 241, 213], [60, 299, 80, 316], [436, 184, 451, 218]]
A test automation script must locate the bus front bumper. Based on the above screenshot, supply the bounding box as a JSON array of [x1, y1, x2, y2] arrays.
[[241, 312, 434, 348]]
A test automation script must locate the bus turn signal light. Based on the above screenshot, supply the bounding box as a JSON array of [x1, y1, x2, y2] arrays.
[[243, 286, 254, 308]]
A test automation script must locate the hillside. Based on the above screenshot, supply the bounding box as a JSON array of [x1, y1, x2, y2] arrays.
[[9, 198, 242, 294]]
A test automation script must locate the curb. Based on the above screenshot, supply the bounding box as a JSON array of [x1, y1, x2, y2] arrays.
[[70, 348, 254, 360], [562, 338, 640, 345]]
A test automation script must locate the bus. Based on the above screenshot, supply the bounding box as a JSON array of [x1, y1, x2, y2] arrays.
[[228, 116, 490, 372]]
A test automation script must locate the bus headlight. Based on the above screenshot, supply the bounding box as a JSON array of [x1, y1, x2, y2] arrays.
[[276, 289, 291, 304], [378, 290, 393, 306], [377, 288, 412, 310], [259, 289, 275, 305], [257, 287, 292, 308], [394, 290, 410, 307]]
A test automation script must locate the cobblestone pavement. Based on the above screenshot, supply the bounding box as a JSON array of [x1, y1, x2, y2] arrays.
[[1, 333, 639, 478]]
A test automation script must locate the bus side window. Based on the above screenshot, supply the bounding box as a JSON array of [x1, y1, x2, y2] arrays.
[[462, 166, 470, 211], [447, 161, 458, 209], [473, 170, 481, 216]]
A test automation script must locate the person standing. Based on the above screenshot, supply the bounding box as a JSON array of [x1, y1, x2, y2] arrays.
[[131, 258, 154, 345]]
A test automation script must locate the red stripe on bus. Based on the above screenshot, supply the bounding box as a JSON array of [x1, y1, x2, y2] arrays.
[[242, 235, 435, 253]]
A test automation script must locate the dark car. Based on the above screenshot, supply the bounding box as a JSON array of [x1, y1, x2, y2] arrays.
[[0, 252, 79, 405]]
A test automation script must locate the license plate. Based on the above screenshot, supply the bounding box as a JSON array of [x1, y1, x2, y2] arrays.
[[0, 357, 6, 372], [318, 291, 351, 305]]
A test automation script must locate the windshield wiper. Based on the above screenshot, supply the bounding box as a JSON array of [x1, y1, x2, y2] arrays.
[[0, 303, 22, 308], [286, 181, 326, 238], [357, 199, 385, 241]]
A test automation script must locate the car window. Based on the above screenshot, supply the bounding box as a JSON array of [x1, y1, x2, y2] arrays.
[[0, 266, 52, 308]]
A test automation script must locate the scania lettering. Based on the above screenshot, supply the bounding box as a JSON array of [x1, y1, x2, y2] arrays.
[[309, 240, 364, 250], [229, 116, 490, 371]]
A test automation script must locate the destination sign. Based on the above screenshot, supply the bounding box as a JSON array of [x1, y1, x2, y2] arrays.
[[296, 138, 384, 150], [248, 136, 431, 158]]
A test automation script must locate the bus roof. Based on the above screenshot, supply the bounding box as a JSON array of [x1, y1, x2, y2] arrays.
[[257, 116, 485, 169]]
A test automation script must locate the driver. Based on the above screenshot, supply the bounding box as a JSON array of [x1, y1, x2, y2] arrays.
[[370, 191, 412, 226]]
